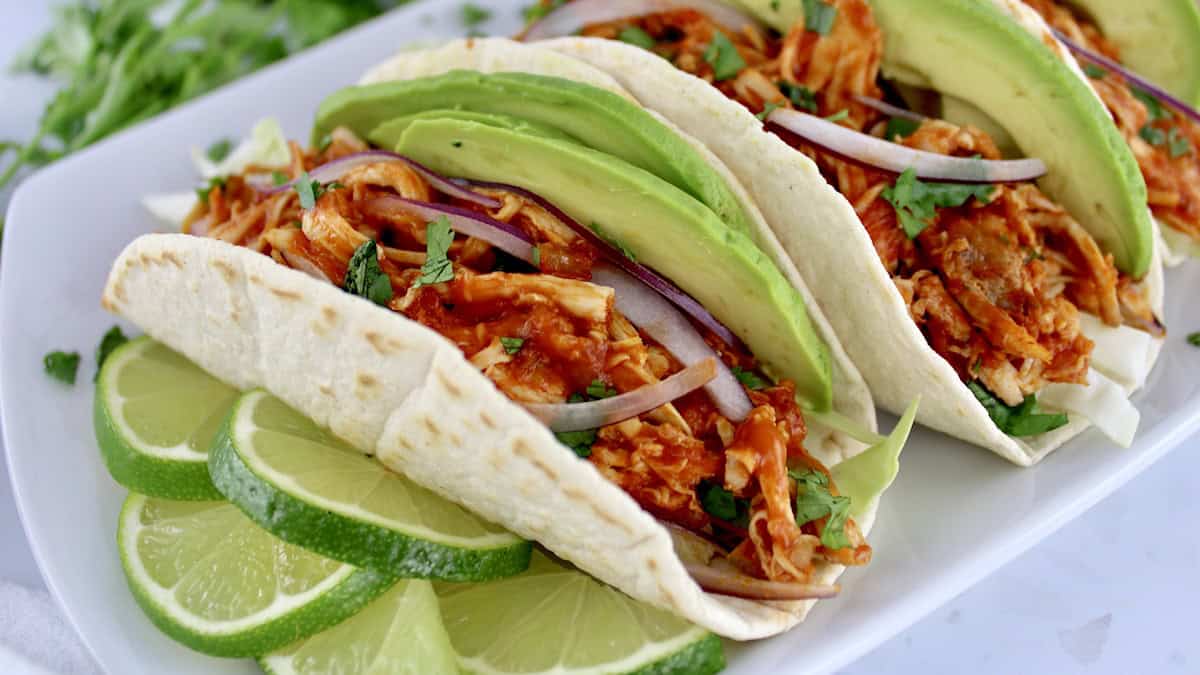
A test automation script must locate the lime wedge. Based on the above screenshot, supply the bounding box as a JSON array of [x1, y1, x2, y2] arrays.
[[209, 390, 531, 581], [437, 552, 725, 675], [95, 337, 237, 500], [260, 580, 458, 675], [118, 493, 395, 657]]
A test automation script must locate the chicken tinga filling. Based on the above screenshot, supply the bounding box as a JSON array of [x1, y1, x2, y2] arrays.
[[536, 0, 1164, 433], [182, 130, 868, 591], [1025, 0, 1200, 246]]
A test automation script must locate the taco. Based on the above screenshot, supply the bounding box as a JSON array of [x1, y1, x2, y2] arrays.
[[524, 0, 1165, 465], [1021, 0, 1200, 263], [103, 40, 915, 640]]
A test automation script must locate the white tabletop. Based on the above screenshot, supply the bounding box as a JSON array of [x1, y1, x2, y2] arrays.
[[1, 3, 1196, 674]]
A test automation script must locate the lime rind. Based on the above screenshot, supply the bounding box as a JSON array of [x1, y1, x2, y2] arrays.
[[209, 390, 532, 582], [95, 337, 234, 500], [118, 493, 396, 657]]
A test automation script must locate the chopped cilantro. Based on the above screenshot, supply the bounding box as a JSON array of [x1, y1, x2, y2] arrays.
[[1187, 332, 1200, 347], [618, 26, 656, 50], [1169, 127, 1193, 158], [317, 133, 334, 153], [531, 245, 541, 267], [272, 170, 290, 186], [415, 216, 456, 288], [523, 0, 565, 24], [95, 326, 128, 380], [771, 0, 781, 9], [556, 429, 596, 458], [1082, 63, 1107, 79], [1131, 87, 1172, 122], [789, 469, 852, 549], [885, 116, 921, 140], [731, 366, 769, 390], [460, 3, 491, 27], [294, 171, 321, 209], [968, 381, 1068, 437], [586, 380, 617, 400], [697, 481, 750, 526], [500, 337, 525, 355], [206, 138, 232, 163], [343, 240, 394, 307], [824, 108, 849, 123], [44, 351, 80, 385], [195, 177, 225, 202], [881, 168, 995, 239], [702, 30, 746, 82], [778, 82, 818, 112], [756, 102, 781, 122], [1140, 124, 1167, 146], [803, 0, 838, 35]]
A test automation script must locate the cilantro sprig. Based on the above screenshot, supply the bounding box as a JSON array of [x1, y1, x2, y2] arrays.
[[43, 351, 80, 385], [703, 30, 746, 82], [968, 381, 1068, 437], [95, 326, 128, 380], [881, 169, 995, 239], [789, 469, 852, 549], [294, 171, 343, 210], [731, 366, 769, 390], [803, 0, 838, 35], [344, 240, 393, 307], [415, 216, 456, 288], [618, 27, 657, 50], [698, 480, 750, 527]]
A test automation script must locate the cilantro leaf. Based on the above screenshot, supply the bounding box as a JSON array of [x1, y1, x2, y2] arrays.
[[968, 381, 1069, 437], [885, 116, 921, 140], [1189, 332, 1200, 347], [556, 429, 597, 458], [824, 109, 849, 123], [703, 30, 746, 82], [1131, 87, 1173, 122], [618, 27, 656, 50], [195, 177, 225, 203], [343, 240, 394, 306], [272, 170, 290, 186], [294, 171, 327, 210], [1082, 63, 1107, 79], [206, 138, 233, 162], [531, 245, 541, 267], [779, 82, 818, 112], [756, 102, 781, 122], [803, 0, 838, 35], [415, 216, 456, 288], [44, 351, 80, 385], [586, 380, 618, 400], [1169, 127, 1192, 158], [460, 3, 491, 27], [881, 169, 995, 239], [523, 0, 565, 24], [731, 366, 769, 390], [790, 469, 852, 549], [697, 480, 750, 526], [95, 326, 129, 380], [500, 337, 525, 355], [1140, 124, 1167, 146]]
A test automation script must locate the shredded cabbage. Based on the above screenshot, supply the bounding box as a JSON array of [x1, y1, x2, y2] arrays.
[[832, 398, 918, 519], [1080, 314, 1154, 391], [1040, 370, 1140, 448], [1157, 220, 1200, 267], [141, 192, 196, 230], [191, 117, 290, 179]]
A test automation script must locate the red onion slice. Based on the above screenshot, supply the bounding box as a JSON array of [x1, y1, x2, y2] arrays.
[[455, 179, 741, 347], [263, 151, 501, 209], [852, 94, 927, 123], [766, 108, 1048, 183], [363, 196, 536, 263], [522, 0, 764, 41], [592, 264, 752, 421], [280, 249, 333, 284], [524, 358, 718, 431], [1053, 29, 1200, 126], [684, 561, 840, 601]]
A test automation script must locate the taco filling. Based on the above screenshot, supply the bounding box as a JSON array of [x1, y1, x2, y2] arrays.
[[542, 0, 1164, 429], [1024, 0, 1200, 246], [182, 127, 869, 588]]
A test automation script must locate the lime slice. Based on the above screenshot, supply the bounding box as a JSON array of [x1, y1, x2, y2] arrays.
[[260, 580, 458, 675], [95, 337, 237, 500], [209, 390, 531, 581], [437, 552, 725, 675], [118, 493, 395, 657]]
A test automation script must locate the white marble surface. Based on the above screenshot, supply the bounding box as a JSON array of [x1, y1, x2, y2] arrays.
[[0, 2, 1195, 673]]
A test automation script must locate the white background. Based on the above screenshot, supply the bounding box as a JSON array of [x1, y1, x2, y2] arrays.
[[0, 1, 1196, 673]]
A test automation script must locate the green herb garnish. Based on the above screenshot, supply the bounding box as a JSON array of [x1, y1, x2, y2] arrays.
[[344, 240, 394, 306], [618, 27, 656, 50], [523, 0, 565, 24], [44, 351, 80, 385], [1131, 87, 1172, 122], [697, 481, 750, 526], [779, 82, 818, 112], [271, 170, 290, 186], [789, 470, 851, 549], [556, 429, 597, 458], [703, 30, 746, 82], [415, 216, 456, 288], [824, 109, 849, 123], [882, 168, 995, 239], [1187, 332, 1200, 347], [731, 366, 769, 390], [1082, 63, 1107, 79], [1169, 127, 1192, 158], [295, 171, 320, 209], [460, 3, 491, 27], [968, 381, 1069, 437], [885, 116, 921, 140], [803, 0, 838, 35], [531, 245, 541, 267], [1140, 124, 1167, 147], [586, 380, 618, 400], [756, 102, 781, 122], [195, 177, 225, 203], [206, 138, 232, 163], [95, 326, 128, 380], [500, 337, 525, 355]]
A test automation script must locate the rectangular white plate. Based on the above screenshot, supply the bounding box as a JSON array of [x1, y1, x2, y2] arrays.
[[3, 2, 1199, 673]]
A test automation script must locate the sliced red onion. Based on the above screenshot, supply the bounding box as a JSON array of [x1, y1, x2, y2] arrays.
[[852, 94, 927, 123], [363, 196, 536, 263], [767, 108, 1048, 183], [522, 0, 764, 41], [524, 358, 717, 431], [280, 249, 332, 284], [592, 264, 752, 422], [684, 560, 839, 601], [1052, 29, 1200, 126], [263, 151, 501, 209], [455, 179, 741, 347]]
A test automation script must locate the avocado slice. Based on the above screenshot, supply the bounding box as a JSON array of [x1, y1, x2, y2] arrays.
[[368, 110, 573, 149], [1064, 0, 1200, 107], [314, 71, 757, 237], [394, 118, 833, 410], [735, 0, 1154, 277]]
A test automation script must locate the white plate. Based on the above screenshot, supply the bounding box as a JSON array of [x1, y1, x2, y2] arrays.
[[3, 2, 1199, 674]]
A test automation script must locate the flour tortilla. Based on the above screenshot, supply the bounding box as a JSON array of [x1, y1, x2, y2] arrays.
[[539, 4, 1164, 466]]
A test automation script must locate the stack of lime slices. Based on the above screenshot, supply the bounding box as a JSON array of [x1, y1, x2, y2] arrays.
[[96, 336, 725, 674]]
